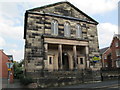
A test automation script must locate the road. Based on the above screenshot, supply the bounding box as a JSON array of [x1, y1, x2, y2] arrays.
[[2, 79, 120, 89], [60, 80, 120, 89]]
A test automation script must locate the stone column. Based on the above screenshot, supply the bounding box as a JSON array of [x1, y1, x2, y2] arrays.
[[58, 44, 62, 70], [73, 45, 77, 70], [44, 43, 48, 60], [85, 46, 89, 68], [44, 43, 48, 70]]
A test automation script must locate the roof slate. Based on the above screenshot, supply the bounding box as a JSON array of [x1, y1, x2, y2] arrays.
[[100, 47, 109, 54], [27, 1, 98, 24]]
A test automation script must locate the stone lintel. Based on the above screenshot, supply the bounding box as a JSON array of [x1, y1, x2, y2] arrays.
[[44, 37, 88, 46]]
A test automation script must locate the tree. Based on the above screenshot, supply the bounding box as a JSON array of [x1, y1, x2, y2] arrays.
[[13, 60, 23, 79]]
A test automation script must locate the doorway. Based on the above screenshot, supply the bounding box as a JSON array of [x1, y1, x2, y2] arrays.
[[62, 52, 69, 70]]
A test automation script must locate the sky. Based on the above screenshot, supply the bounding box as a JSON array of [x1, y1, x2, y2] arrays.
[[0, 0, 119, 62]]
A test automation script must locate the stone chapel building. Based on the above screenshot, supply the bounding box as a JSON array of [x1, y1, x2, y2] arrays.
[[24, 1, 100, 73]]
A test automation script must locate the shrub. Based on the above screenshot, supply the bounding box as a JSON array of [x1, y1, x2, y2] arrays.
[[19, 75, 33, 85]]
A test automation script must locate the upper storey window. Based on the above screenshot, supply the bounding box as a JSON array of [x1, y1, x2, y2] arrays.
[[115, 42, 119, 47], [76, 24, 82, 38], [64, 22, 71, 37], [51, 20, 58, 35]]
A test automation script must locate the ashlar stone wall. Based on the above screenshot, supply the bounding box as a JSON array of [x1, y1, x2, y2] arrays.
[[24, 1, 100, 72]]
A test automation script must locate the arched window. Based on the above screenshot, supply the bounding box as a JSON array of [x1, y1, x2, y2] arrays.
[[64, 22, 70, 37], [76, 24, 82, 38], [51, 20, 58, 35]]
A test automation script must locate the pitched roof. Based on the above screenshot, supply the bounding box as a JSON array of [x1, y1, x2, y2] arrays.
[[27, 1, 98, 24], [7, 55, 13, 61], [114, 34, 120, 39], [100, 47, 109, 54], [24, 1, 98, 39]]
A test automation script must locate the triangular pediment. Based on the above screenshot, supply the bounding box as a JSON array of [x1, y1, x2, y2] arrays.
[[28, 1, 98, 24]]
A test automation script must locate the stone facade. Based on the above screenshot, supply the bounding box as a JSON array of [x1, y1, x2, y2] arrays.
[[24, 1, 100, 74]]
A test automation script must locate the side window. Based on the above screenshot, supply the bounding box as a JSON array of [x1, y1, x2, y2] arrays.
[[115, 42, 118, 47], [77, 58, 79, 64], [116, 49, 120, 56], [104, 54, 107, 59], [76, 24, 82, 38], [77, 57, 84, 64], [48, 56, 53, 65], [64, 22, 71, 37], [51, 20, 58, 35], [80, 58, 84, 64]]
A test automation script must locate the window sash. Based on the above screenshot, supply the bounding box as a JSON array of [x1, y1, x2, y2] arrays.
[[80, 58, 83, 64], [64, 23, 70, 37], [116, 49, 120, 56], [48, 56, 53, 65], [51, 20, 58, 35], [115, 42, 119, 47], [77, 57, 84, 64], [76, 24, 82, 38]]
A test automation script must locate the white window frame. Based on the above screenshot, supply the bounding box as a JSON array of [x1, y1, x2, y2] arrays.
[[104, 54, 107, 59], [64, 22, 71, 37], [116, 49, 120, 56], [51, 20, 58, 35], [115, 42, 119, 47]]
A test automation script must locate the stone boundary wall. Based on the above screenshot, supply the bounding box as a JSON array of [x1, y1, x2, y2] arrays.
[[25, 69, 101, 88], [25, 68, 120, 88], [101, 68, 120, 81]]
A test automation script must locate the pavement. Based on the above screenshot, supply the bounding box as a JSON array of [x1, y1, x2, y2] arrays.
[[2, 78, 24, 88]]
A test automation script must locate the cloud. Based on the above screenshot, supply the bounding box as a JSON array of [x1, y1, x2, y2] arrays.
[[5, 49, 24, 62], [0, 2, 26, 61], [0, 37, 6, 48], [1, 0, 118, 15], [0, 22, 24, 40], [70, 0, 119, 15], [98, 23, 118, 49]]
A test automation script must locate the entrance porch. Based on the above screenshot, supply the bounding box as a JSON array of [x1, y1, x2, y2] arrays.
[[44, 37, 89, 71]]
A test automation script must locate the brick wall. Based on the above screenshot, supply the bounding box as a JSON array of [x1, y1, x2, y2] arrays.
[[0, 50, 14, 83], [0, 50, 9, 78], [110, 36, 120, 67]]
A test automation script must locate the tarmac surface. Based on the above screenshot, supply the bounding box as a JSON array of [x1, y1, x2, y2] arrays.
[[2, 78, 24, 88], [2, 78, 120, 89]]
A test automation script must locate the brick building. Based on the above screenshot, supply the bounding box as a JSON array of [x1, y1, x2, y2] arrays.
[[100, 47, 111, 68], [24, 1, 100, 75], [100, 34, 120, 68], [0, 50, 14, 83], [110, 34, 120, 67]]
